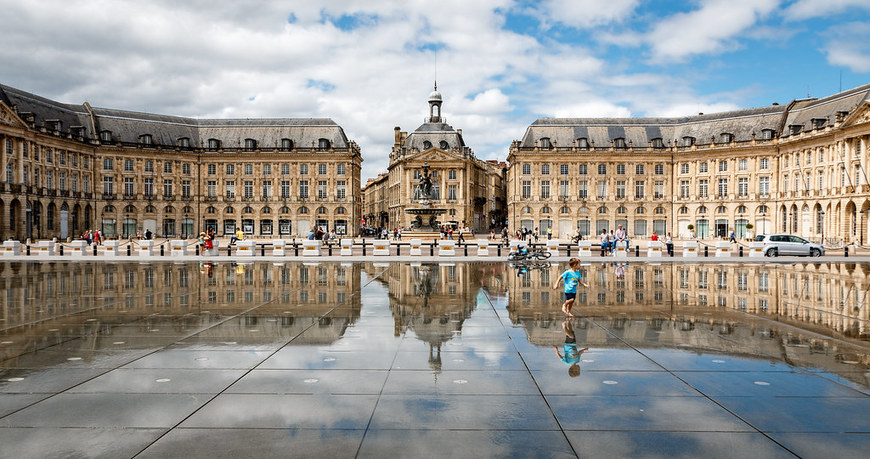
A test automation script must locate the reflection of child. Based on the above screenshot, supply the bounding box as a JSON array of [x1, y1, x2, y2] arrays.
[[552, 258, 588, 317], [553, 319, 588, 377]]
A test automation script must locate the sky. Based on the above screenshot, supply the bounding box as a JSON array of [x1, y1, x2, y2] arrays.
[[2, 0, 870, 182]]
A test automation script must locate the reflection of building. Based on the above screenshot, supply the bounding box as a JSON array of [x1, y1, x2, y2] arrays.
[[362, 88, 506, 231], [0, 84, 362, 241], [508, 84, 870, 242], [0, 262, 362, 362]]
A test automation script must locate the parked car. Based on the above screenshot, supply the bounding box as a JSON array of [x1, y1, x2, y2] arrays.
[[754, 234, 825, 257]]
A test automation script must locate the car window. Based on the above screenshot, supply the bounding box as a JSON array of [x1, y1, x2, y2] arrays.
[[770, 235, 782, 242], [754, 235, 765, 242], [790, 236, 806, 243]]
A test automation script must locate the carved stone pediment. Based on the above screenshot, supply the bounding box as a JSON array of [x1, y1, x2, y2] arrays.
[[404, 149, 461, 163], [842, 101, 870, 127], [0, 103, 28, 128]]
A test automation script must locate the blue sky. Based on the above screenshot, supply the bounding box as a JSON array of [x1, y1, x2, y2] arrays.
[[1, 0, 869, 181]]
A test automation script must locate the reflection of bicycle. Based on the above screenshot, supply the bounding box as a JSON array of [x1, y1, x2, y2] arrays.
[[508, 248, 551, 261]]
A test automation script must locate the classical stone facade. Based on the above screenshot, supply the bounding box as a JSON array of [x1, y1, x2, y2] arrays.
[[508, 84, 870, 243], [0, 84, 362, 241], [362, 89, 506, 233]]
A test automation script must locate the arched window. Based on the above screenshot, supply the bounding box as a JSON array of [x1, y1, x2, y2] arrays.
[[280, 206, 290, 214], [716, 206, 727, 214], [243, 206, 253, 214], [719, 133, 733, 143], [682, 136, 695, 147], [336, 207, 346, 215], [541, 206, 551, 214], [183, 206, 193, 214], [225, 207, 234, 214], [679, 206, 689, 214], [164, 206, 174, 213], [577, 137, 589, 149], [423, 140, 433, 150], [104, 205, 115, 213], [540, 137, 552, 149], [262, 206, 271, 214], [177, 137, 190, 148], [613, 138, 626, 149], [244, 139, 257, 151], [598, 206, 608, 214], [698, 206, 707, 214], [636, 207, 645, 214], [139, 134, 153, 146], [145, 205, 155, 213], [650, 138, 664, 149], [617, 206, 627, 214], [124, 205, 135, 213], [523, 206, 531, 214], [560, 206, 570, 214], [757, 205, 769, 214], [440, 140, 449, 149], [654, 206, 664, 214], [208, 139, 221, 150], [281, 139, 293, 151], [318, 139, 330, 150], [736, 205, 747, 214], [298, 206, 308, 214], [206, 206, 216, 214], [317, 206, 327, 214]]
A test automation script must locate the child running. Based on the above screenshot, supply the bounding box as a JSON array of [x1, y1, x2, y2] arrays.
[[552, 257, 588, 317]]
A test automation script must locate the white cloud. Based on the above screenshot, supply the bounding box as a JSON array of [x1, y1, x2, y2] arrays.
[[537, 0, 640, 29], [783, 0, 870, 20], [823, 22, 870, 73], [647, 0, 780, 61]]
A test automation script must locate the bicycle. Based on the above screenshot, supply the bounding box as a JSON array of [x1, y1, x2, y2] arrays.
[[507, 248, 551, 261]]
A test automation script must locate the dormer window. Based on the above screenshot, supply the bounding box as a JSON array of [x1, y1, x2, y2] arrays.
[[177, 137, 190, 148], [71, 126, 85, 138], [318, 138, 331, 150], [423, 140, 433, 150], [281, 138, 293, 151], [46, 119, 62, 131], [613, 138, 626, 149], [139, 134, 153, 146], [719, 133, 733, 143], [440, 140, 449, 149], [682, 136, 695, 147], [789, 124, 802, 135], [539, 137, 552, 149], [761, 129, 775, 140], [650, 138, 664, 149], [208, 139, 221, 151], [244, 138, 257, 151], [99, 130, 113, 143], [577, 137, 589, 149], [811, 118, 827, 130]]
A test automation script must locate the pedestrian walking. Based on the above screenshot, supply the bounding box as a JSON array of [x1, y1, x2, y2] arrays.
[[552, 258, 588, 317]]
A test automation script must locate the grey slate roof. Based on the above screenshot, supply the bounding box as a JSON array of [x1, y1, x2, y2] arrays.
[[403, 121, 466, 152], [0, 83, 351, 150], [780, 83, 870, 138]]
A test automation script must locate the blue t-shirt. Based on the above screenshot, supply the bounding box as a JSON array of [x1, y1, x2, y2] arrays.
[[562, 343, 580, 365], [561, 269, 582, 293]]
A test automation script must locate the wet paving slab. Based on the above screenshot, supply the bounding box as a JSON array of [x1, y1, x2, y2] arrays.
[[0, 260, 869, 457]]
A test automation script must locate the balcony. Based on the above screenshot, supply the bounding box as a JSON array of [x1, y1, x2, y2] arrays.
[[123, 193, 135, 200], [60, 190, 70, 197], [204, 196, 218, 202], [102, 193, 117, 200], [163, 195, 175, 201], [242, 196, 254, 201]]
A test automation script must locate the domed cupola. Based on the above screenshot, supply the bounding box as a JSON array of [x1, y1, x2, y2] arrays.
[[428, 83, 443, 123]]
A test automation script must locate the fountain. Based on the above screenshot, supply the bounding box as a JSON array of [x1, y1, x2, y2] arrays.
[[405, 162, 447, 233]]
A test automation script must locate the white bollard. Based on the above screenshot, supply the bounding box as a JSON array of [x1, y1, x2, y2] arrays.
[[302, 240, 321, 256], [682, 240, 698, 257], [748, 241, 765, 258], [647, 240, 663, 258], [476, 239, 489, 256], [237, 240, 255, 257], [71, 240, 89, 256], [577, 240, 592, 258], [439, 239, 456, 256], [373, 239, 390, 256], [2, 240, 21, 256], [340, 238, 353, 256], [272, 239, 286, 256], [207, 240, 220, 256], [715, 241, 731, 257], [613, 243, 628, 259], [103, 240, 120, 257], [546, 239, 560, 256], [38, 240, 55, 256], [171, 240, 187, 257], [410, 238, 422, 256], [138, 240, 154, 256]]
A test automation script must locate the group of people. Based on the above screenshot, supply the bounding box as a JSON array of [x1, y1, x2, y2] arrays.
[[198, 228, 216, 253], [80, 229, 102, 245], [598, 225, 630, 255]]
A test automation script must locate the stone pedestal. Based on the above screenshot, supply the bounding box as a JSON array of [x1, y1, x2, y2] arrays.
[[476, 239, 489, 256], [104, 240, 120, 257], [72, 240, 89, 256], [340, 238, 353, 256], [303, 240, 321, 256], [207, 240, 220, 256], [546, 240, 560, 256], [409, 239, 422, 256], [682, 240, 698, 257], [171, 240, 187, 256], [373, 240, 390, 256], [237, 240, 255, 256], [438, 239, 456, 256], [715, 241, 731, 257], [38, 240, 55, 256], [647, 241, 663, 258], [748, 241, 765, 258], [613, 244, 628, 259], [272, 239, 286, 256], [577, 240, 592, 257], [2, 240, 21, 256]]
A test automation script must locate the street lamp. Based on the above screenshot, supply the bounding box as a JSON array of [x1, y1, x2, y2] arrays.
[[818, 211, 825, 244], [861, 210, 865, 246], [761, 209, 767, 235]]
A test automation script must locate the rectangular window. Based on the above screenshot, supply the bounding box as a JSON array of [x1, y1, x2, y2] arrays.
[[634, 180, 645, 198], [522, 164, 530, 175], [617, 164, 626, 175], [817, 171, 823, 191], [654, 164, 664, 175], [448, 169, 457, 180], [318, 180, 327, 199], [72, 175, 79, 192], [616, 180, 626, 199], [281, 164, 290, 175], [337, 180, 346, 199], [103, 158, 113, 170], [124, 159, 134, 172], [597, 180, 607, 199], [718, 160, 728, 172], [598, 164, 606, 175], [760, 158, 769, 170], [281, 180, 290, 198], [244, 164, 253, 175], [559, 180, 569, 197], [337, 163, 345, 175], [448, 184, 457, 200], [541, 180, 550, 199], [164, 162, 172, 174], [635, 164, 644, 175], [244, 180, 253, 198], [579, 164, 587, 175], [699, 162, 708, 173], [262, 180, 272, 198], [182, 180, 191, 197], [124, 177, 134, 196], [102, 176, 114, 194], [521, 180, 531, 199], [59, 172, 67, 191], [560, 164, 569, 175], [738, 177, 748, 196], [144, 178, 154, 196], [207, 180, 217, 197], [300, 180, 309, 198], [541, 164, 550, 175], [208, 164, 216, 175], [163, 179, 173, 197], [318, 164, 327, 175], [183, 163, 191, 175], [654, 180, 664, 198], [738, 159, 747, 171], [226, 164, 234, 175], [225, 180, 235, 198], [300, 164, 308, 175], [680, 163, 689, 174], [578, 180, 588, 198], [83, 175, 89, 193], [699, 179, 708, 198], [717, 178, 728, 197], [680, 180, 689, 198]]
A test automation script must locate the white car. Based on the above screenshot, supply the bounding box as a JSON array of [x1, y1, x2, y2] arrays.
[[754, 234, 825, 257]]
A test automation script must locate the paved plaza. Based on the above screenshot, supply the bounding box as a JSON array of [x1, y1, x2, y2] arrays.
[[0, 260, 868, 458]]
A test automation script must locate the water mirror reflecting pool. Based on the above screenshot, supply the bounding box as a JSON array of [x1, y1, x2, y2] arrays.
[[1, 261, 869, 457]]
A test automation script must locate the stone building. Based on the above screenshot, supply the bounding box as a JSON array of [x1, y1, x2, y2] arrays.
[[508, 84, 870, 243], [0, 83, 362, 241], [362, 88, 506, 233]]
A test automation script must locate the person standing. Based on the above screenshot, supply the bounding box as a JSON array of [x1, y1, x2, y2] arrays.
[[553, 258, 588, 317], [666, 232, 674, 256], [547, 226, 553, 240], [599, 229, 608, 256]]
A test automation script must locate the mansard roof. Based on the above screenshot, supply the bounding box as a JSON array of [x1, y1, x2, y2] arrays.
[[0, 83, 352, 150], [403, 121, 466, 152]]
